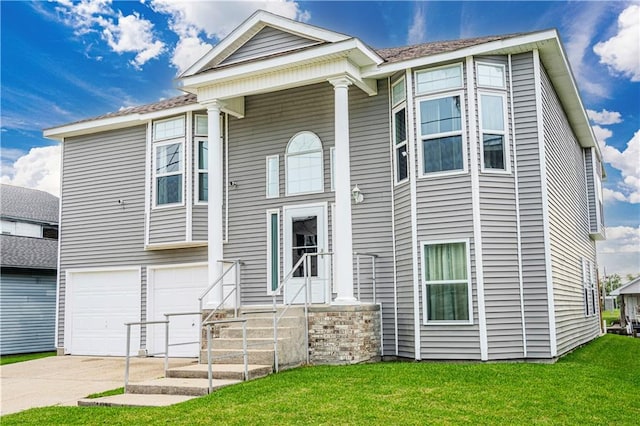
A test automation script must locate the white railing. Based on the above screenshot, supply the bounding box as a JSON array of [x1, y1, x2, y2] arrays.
[[203, 318, 248, 392], [124, 320, 168, 393]]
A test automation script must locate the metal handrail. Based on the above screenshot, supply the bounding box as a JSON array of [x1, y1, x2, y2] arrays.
[[203, 318, 248, 392], [163, 311, 201, 373], [124, 320, 168, 393], [355, 252, 378, 304]]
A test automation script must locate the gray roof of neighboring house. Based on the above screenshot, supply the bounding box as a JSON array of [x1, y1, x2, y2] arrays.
[[0, 234, 58, 270], [1, 184, 59, 224], [610, 277, 640, 296]]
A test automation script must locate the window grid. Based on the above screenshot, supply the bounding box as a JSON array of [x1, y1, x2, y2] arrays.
[[153, 116, 185, 141], [416, 63, 463, 95], [285, 132, 324, 196]]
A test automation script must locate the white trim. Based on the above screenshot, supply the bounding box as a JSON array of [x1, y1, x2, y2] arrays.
[[185, 113, 193, 242], [144, 241, 208, 250], [194, 114, 208, 136], [392, 103, 409, 186], [152, 115, 186, 142], [54, 138, 64, 349], [391, 76, 406, 107], [476, 61, 507, 89], [144, 121, 152, 247], [194, 137, 209, 205], [478, 90, 510, 173], [266, 154, 280, 198], [509, 54, 528, 357], [285, 131, 324, 197], [533, 49, 557, 357], [152, 138, 186, 209], [266, 209, 281, 295], [420, 238, 474, 326], [466, 56, 489, 360], [405, 69, 421, 360], [416, 90, 468, 178], [387, 78, 400, 356], [414, 62, 464, 96], [329, 147, 335, 192], [224, 113, 229, 243]]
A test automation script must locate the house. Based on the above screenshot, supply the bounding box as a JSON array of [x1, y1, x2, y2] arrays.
[[43, 10, 605, 362], [0, 184, 59, 355], [610, 277, 640, 324]]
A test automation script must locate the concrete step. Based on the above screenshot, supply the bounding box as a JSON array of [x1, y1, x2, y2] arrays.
[[215, 316, 304, 328], [200, 349, 275, 366], [219, 326, 298, 339], [166, 363, 272, 380], [78, 394, 196, 408], [208, 337, 286, 350], [126, 377, 240, 396]]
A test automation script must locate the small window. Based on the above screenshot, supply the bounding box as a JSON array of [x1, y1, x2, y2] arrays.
[[286, 131, 323, 195], [155, 142, 183, 206], [391, 77, 406, 106], [416, 64, 463, 94], [393, 106, 408, 183], [197, 139, 208, 202], [266, 155, 279, 198], [195, 114, 208, 136], [582, 258, 598, 317], [477, 63, 505, 88], [267, 210, 280, 293], [419, 94, 464, 174], [153, 116, 185, 141], [479, 93, 507, 171], [423, 240, 471, 323], [42, 226, 58, 240]]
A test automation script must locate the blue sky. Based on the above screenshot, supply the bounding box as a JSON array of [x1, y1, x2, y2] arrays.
[[1, 0, 638, 277]]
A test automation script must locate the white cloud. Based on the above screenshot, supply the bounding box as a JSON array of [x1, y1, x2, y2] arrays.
[[586, 108, 622, 125], [598, 225, 640, 276], [599, 130, 640, 204], [407, 4, 426, 45], [0, 146, 61, 197], [592, 125, 613, 144], [593, 5, 640, 82], [149, 0, 309, 73], [53, 0, 165, 68]]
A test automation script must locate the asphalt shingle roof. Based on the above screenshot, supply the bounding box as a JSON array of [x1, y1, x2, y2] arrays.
[[0, 234, 58, 270], [1, 184, 59, 224]]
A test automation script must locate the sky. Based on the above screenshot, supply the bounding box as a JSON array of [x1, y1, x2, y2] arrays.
[[1, 0, 639, 277]]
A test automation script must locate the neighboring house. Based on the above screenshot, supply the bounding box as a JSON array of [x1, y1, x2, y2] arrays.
[[610, 277, 640, 323], [44, 11, 605, 362], [0, 184, 59, 355]]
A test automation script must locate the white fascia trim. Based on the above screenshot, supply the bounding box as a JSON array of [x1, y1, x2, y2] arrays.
[[179, 39, 380, 91], [44, 104, 202, 141], [509, 54, 528, 358], [533, 49, 557, 358], [181, 10, 352, 77], [54, 139, 64, 348], [144, 241, 208, 250], [387, 77, 400, 356], [405, 69, 421, 360], [147, 261, 208, 271], [466, 56, 489, 361]]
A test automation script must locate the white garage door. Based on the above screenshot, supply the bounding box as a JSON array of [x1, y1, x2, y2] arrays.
[[66, 269, 141, 356], [147, 264, 208, 357]]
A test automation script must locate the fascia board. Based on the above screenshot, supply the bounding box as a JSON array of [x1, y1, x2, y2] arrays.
[[43, 103, 201, 140], [179, 38, 377, 90]]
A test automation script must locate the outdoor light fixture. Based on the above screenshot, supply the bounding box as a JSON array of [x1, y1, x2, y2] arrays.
[[352, 184, 364, 204]]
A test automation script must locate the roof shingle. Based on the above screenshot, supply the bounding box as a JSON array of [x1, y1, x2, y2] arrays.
[[1, 185, 59, 224]]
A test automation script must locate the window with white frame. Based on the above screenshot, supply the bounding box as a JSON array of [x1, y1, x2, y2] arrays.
[[422, 240, 471, 323], [477, 63, 506, 89], [267, 210, 280, 293], [416, 64, 463, 94], [195, 114, 208, 136], [266, 155, 279, 198], [419, 94, 465, 174], [197, 139, 208, 202], [393, 105, 409, 183], [153, 115, 185, 141], [154, 141, 183, 206], [286, 131, 323, 195], [392, 77, 406, 106], [582, 258, 598, 316], [479, 93, 508, 171], [589, 262, 598, 315]]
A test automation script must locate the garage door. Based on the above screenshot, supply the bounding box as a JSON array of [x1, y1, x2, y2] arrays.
[[147, 264, 208, 357], [66, 268, 141, 356]]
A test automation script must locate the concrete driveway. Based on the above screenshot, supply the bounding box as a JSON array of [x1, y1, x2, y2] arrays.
[[0, 355, 195, 416]]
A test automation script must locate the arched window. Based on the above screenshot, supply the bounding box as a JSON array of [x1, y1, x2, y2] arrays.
[[286, 131, 324, 195]]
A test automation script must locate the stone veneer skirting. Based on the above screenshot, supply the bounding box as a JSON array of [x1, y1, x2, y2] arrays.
[[308, 304, 381, 365]]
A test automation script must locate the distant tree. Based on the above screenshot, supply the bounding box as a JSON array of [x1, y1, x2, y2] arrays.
[[602, 274, 622, 294], [626, 273, 640, 282]]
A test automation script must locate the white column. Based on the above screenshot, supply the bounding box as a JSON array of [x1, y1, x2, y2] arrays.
[[329, 77, 357, 305], [205, 101, 223, 306]]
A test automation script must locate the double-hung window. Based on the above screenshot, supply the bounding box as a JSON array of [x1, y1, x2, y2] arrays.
[[153, 115, 185, 207], [479, 93, 508, 171], [392, 77, 408, 184], [422, 240, 472, 324], [197, 139, 208, 202], [286, 131, 323, 195], [416, 64, 465, 176], [582, 258, 598, 316]]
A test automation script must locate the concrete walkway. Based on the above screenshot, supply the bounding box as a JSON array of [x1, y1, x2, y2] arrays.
[[0, 355, 195, 416]]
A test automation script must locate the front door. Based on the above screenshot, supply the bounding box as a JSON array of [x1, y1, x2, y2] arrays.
[[284, 204, 327, 304]]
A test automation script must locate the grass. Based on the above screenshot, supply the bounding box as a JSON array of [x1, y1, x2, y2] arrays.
[[86, 388, 124, 399], [0, 351, 56, 366], [2, 334, 638, 425], [602, 309, 620, 326]]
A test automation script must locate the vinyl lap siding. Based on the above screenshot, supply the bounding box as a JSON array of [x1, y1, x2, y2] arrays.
[[511, 52, 551, 358], [220, 26, 321, 66], [394, 183, 414, 357], [540, 66, 599, 355], [149, 208, 186, 243]]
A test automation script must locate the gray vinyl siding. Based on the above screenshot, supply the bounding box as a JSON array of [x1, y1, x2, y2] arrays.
[[540, 65, 599, 355], [413, 62, 481, 360], [474, 56, 524, 359], [149, 208, 186, 243], [220, 26, 321, 66], [0, 270, 56, 355], [58, 126, 207, 346], [511, 52, 551, 358], [393, 182, 414, 358], [584, 148, 597, 232]]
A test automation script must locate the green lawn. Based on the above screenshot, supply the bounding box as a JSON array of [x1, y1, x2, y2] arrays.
[[0, 351, 56, 366], [2, 335, 638, 425], [602, 309, 620, 326]]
